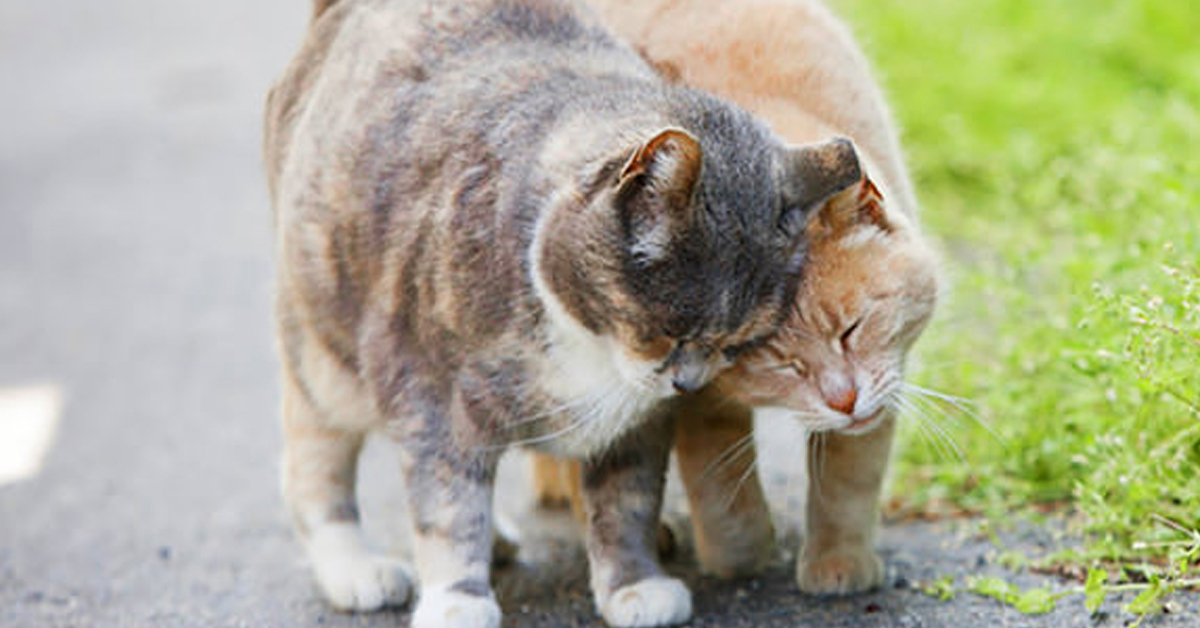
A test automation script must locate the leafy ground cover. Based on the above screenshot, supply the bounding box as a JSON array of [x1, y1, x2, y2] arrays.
[[830, 0, 1199, 613]]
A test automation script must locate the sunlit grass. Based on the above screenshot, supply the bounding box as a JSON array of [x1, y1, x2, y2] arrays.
[[831, 0, 1200, 566]]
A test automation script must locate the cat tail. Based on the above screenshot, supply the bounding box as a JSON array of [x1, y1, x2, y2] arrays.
[[312, 0, 342, 21]]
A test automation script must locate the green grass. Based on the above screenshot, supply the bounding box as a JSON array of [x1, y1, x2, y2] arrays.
[[829, 0, 1200, 572]]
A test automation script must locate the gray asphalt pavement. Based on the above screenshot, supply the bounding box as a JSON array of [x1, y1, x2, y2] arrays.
[[1, 1, 1194, 627]]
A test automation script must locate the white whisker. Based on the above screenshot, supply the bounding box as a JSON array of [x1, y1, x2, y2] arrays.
[[699, 432, 757, 482], [489, 375, 632, 451], [902, 382, 1003, 445], [893, 392, 960, 461], [721, 453, 761, 513], [907, 390, 965, 430]]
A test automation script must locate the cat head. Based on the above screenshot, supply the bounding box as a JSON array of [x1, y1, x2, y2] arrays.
[[534, 122, 863, 399], [713, 176, 939, 433]]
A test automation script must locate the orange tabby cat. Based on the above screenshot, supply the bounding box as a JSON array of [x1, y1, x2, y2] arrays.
[[531, 0, 939, 594]]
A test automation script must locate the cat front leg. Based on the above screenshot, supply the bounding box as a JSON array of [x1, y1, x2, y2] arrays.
[[398, 407, 502, 628], [280, 378, 415, 611], [582, 419, 692, 628], [673, 397, 775, 578], [797, 412, 896, 594]]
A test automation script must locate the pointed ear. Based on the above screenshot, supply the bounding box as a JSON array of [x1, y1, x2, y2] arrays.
[[818, 175, 892, 233], [779, 137, 863, 234], [616, 128, 703, 261], [619, 127, 703, 201]]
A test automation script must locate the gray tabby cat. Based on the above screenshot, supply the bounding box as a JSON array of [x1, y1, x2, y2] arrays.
[[264, 0, 862, 626]]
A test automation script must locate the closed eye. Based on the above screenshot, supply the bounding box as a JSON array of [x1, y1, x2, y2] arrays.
[[770, 360, 805, 376], [722, 333, 773, 361], [840, 318, 862, 350]]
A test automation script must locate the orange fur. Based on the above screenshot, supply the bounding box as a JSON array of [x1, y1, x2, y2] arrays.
[[531, 0, 939, 593]]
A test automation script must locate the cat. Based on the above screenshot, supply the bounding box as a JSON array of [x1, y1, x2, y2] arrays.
[[703, 176, 938, 592], [263, 1, 864, 627], [532, 177, 938, 590], [530, 0, 939, 595]]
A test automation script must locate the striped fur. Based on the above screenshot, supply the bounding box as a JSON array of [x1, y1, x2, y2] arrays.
[[265, 1, 863, 626]]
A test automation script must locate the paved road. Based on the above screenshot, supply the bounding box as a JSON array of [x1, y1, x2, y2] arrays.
[[1, 1, 1194, 627]]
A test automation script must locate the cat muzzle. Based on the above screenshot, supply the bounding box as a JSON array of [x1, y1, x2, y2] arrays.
[[663, 345, 714, 394], [670, 355, 712, 394], [671, 370, 706, 394]]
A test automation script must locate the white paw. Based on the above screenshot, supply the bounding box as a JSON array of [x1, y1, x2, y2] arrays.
[[412, 585, 501, 628], [314, 553, 414, 611], [796, 545, 883, 595], [598, 576, 692, 628], [308, 525, 414, 611]]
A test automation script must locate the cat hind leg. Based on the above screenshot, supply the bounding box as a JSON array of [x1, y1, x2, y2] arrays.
[[307, 523, 415, 610], [281, 381, 414, 611]]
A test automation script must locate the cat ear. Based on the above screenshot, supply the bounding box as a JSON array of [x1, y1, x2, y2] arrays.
[[615, 128, 703, 261], [618, 127, 703, 200], [853, 176, 890, 230], [779, 137, 863, 235], [818, 175, 892, 233]]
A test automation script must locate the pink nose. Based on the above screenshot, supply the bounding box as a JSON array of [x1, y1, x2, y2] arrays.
[[824, 386, 857, 415]]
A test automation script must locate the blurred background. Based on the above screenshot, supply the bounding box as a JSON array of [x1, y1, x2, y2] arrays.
[[0, 2, 317, 625], [1, 0, 1197, 626]]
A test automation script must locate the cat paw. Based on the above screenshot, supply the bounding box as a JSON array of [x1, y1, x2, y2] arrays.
[[412, 585, 501, 628], [598, 576, 692, 627], [307, 525, 414, 611], [313, 553, 415, 611], [795, 546, 883, 595]]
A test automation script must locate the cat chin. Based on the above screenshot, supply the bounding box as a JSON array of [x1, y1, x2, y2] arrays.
[[762, 405, 887, 436], [758, 406, 839, 433], [836, 412, 886, 436], [826, 403, 894, 435]]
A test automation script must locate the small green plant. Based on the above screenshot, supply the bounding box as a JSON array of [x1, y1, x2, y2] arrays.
[[1083, 567, 1107, 614], [921, 575, 957, 601], [918, 517, 1200, 624], [965, 576, 1068, 615]]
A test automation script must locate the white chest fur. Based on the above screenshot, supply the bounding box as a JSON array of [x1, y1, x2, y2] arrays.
[[527, 236, 668, 458], [534, 318, 665, 457]]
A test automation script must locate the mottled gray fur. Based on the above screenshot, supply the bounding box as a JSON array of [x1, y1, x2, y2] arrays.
[[264, 1, 861, 626]]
